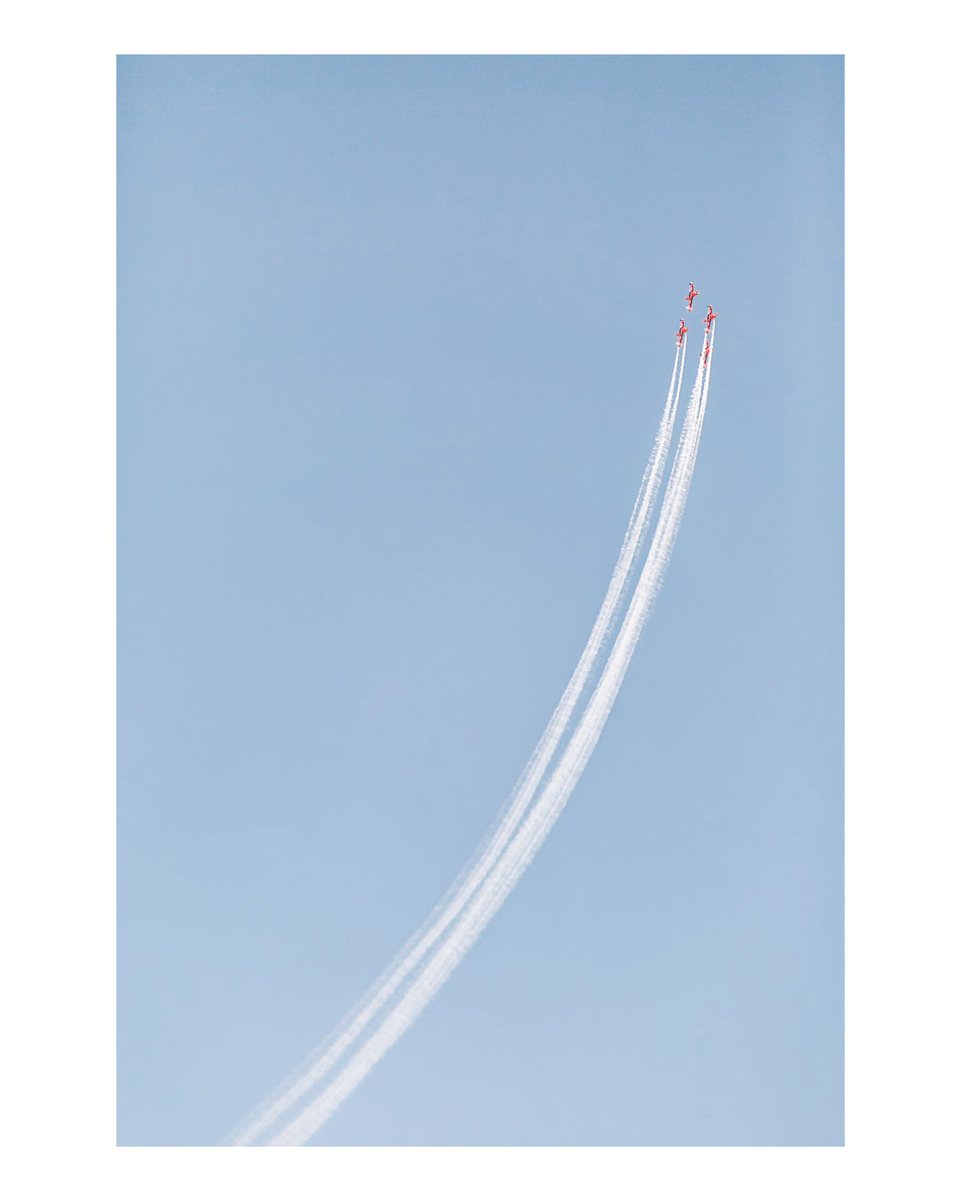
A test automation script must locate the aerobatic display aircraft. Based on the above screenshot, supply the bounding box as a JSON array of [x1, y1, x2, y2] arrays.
[[676, 320, 689, 346], [703, 305, 717, 328], [685, 282, 699, 311]]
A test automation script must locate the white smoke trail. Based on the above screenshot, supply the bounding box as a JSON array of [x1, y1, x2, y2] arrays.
[[267, 332, 714, 1146], [230, 340, 688, 1146]]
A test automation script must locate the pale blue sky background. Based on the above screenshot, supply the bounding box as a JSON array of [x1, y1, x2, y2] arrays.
[[118, 55, 842, 1146]]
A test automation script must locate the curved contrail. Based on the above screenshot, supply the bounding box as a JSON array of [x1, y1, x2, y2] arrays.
[[230, 340, 688, 1146], [265, 329, 714, 1146]]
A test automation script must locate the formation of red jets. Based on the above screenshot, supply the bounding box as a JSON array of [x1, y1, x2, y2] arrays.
[[677, 283, 716, 365]]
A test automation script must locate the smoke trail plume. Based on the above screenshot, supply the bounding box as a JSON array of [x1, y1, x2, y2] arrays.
[[263, 333, 714, 1146], [230, 340, 688, 1147]]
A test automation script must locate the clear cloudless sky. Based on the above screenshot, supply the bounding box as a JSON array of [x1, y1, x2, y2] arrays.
[[117, 55, 842, 1146]]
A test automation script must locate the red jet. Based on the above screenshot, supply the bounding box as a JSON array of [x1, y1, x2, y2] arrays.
[[703, 305, 717, 328], [685, 282, 699, 312], [702, 343, 711, 367], [676, 320, 689, 346]]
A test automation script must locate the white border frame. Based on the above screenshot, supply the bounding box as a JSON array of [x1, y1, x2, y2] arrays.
[[4, 7, 958, 1198]]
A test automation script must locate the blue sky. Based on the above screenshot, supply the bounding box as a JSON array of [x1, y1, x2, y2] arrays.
[[118, 55, 842, 1146]]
